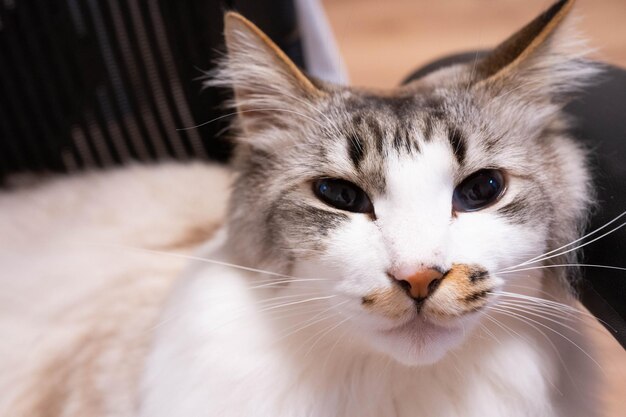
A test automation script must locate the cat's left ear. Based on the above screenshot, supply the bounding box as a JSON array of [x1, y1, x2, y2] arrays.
[[209, 12, 325, 135], [473, 0, 597, 100]]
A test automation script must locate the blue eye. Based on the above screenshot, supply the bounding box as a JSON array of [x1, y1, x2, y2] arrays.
[[453, 169, 505, 212], [313, 178, 373, 214]]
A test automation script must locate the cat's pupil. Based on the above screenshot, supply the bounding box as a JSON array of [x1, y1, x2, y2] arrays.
[[468, 179, 492, 200], [340, 188, 355, 205], [313, 179, 373, 214], [453, 170, 504, 212]]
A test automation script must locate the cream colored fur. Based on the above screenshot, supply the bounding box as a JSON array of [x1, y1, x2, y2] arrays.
[[0, 163, 231, 416]]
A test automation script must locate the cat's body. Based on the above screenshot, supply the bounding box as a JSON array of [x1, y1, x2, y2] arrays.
[[0, 164, 595, 417], [0, 1, 604, 416], [0, 163, 231, 416]]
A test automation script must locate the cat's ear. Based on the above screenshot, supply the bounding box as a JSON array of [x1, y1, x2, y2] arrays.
[[210, 12, 324, 135], [473, 0, 597, 99]]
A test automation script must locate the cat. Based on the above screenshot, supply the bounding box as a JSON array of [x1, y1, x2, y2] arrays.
[[0, 0, 605, 416]]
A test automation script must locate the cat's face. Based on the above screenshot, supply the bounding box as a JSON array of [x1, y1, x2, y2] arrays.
[[217, 0, 594, 365]]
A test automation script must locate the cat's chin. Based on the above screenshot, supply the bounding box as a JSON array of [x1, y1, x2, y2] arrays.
[[368, 317, 467, 366]]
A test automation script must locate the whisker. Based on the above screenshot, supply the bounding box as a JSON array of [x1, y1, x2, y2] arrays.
[[276, 301, 349, 343], [496, 299, 591, 322], [491, 291, 614, 330], [502, 283, 563, 302], [490, 291, 598, 322], [499, 263, 626, 275], [496, 300, 616, 338], [501, 213, 626, 271], [272, 90, 345, 139], [203, 295, 339, 336], [492, 303, 583, 336], [246, 279, 332, 290], [249, 292, 332, 306], [254, 303, 343, 329], [492, 291, 581, 314], [95, 243, 334, 286], [486, 306, 604, 373], [301, 315, 353, 360], [150, 293, 336, 333], [176, 108, 329, 132], [254, 295, 337, 313], [322, 325, 352, 371], [477, 322, 503, 346], [482, 312, 518, 340], [481, 311, 566, 394], [497, 300, 581, 323], [518, 210, 626, 266]]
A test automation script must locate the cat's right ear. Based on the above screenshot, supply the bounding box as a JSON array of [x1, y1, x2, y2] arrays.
[[208, 12, 325, 136], [470, 0, 597, 101]]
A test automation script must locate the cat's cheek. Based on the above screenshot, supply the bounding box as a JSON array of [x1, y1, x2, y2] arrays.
[[448, 213, 547, 272], [319, 215, 391, 295]]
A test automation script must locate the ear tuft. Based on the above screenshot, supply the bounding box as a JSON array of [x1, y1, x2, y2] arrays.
[[205, 12, 324, 136], [222, 12, 321, 96], [473, 0, 599, 100], [476, 0, 576, 81]]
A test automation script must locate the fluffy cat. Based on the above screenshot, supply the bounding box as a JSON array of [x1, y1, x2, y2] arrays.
[[0, 0, 603, 416]]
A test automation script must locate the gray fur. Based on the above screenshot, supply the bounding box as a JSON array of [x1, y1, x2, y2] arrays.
[[209, 6, 598, 291]]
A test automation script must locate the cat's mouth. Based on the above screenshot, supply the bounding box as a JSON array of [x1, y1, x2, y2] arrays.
[[380, 313, 460, 336], [369, 310, 469, 365], [362, 264, 496, 323], [357, 264, 497, 364]]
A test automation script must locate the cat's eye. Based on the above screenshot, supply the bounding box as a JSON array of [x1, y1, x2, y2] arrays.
[[453, 169, 505, 212], [313, 178, 373, 214]]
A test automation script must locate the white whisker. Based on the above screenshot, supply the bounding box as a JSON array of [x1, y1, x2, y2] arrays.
[[501, 212, 626, 271], [492, 291, 580, 313], [176, 108, 329, 132], [301, 315, 353, 360], [521, 210, 626, 265], [500, 263, 626, 275], [491, 291, 614, 330], [486, 306, 604, 373], [277, 301, 349, 343], [94, 243, 334, 286], [496, 299, 589, 322], [493, 303, 583, 336], [482, 311, 566, 394], [502, 283, 561, 301]]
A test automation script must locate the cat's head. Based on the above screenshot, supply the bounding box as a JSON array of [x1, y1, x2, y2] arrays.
[[212, 0, 596, 365]]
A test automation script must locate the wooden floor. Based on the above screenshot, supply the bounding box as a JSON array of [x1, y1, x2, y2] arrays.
[[323, 0, 626, 87], [322, 1, 626, 416]]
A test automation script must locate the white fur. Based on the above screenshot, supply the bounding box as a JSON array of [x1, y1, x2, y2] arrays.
[[140, 147, 597, 417], [140, 255, 593, 417], [0, 161, 597, 417], [0, 163, 231, 416]]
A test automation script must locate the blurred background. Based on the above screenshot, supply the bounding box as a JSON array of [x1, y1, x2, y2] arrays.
[[324, 0, 626, 87], [321, 1, 626, 415]]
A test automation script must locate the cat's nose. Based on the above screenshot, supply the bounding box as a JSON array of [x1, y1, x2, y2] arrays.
[[390, 268, 444, 300]]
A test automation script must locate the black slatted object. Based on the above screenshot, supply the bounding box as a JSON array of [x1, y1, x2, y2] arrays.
[[404, 55, 626, 349], [0, 0, 303, 178], [567, 68, 626, 350]]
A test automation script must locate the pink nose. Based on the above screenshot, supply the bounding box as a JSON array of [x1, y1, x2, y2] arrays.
[[391, 268, 444, 299]]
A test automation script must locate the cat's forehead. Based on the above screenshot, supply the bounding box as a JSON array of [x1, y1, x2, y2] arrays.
[[336, 89, 473, 153], [322, 87, 535, 172], [306, 86, 546, 201], [320, 90, 472, 182], [338, 88, 448, 120]]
